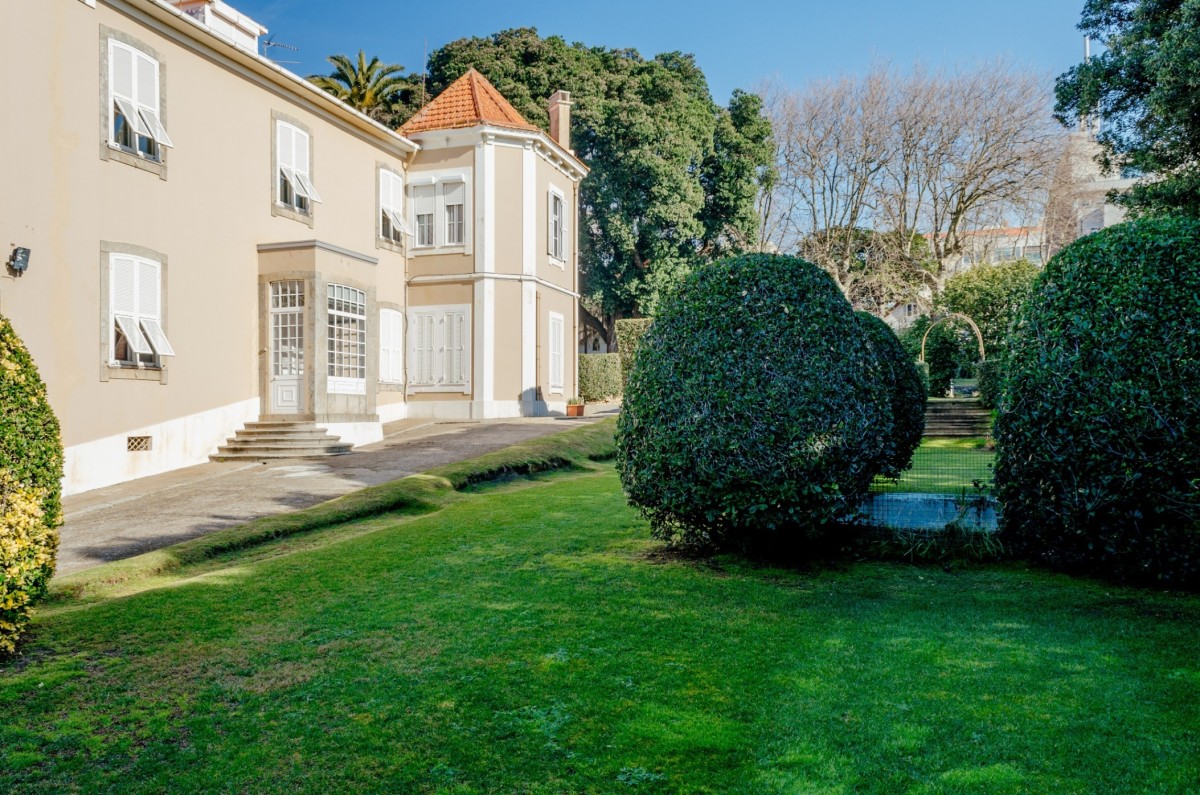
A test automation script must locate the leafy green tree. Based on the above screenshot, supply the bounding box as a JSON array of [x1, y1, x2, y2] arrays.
[[418, 29, 774, 345], [310, 51, 412, 123], [1055, 0, 1200, 215], [937, 260, 1040, 354]]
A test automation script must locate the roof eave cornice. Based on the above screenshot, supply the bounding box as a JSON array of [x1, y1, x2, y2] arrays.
[[122, 0, 420, 155], [408, 124, 589, 180]]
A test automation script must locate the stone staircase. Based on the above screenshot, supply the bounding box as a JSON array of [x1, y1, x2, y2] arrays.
[[923, 398, 992, 438], [211, 421, 353, 461]]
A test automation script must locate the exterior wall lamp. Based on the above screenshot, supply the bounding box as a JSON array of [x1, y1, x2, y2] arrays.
[[8, 247, 30, 276]]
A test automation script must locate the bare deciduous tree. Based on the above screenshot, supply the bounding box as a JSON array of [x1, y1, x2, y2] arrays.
[[761, 61, 1064, 310]]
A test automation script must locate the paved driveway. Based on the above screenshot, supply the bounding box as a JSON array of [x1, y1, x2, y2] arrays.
[[57, 415, 610, 576]]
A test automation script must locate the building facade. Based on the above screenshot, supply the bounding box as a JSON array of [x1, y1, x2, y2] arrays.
[[1, 0, 586, 495]]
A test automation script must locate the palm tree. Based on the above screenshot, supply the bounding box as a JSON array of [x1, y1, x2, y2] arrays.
[[309, 51, 408, 122]]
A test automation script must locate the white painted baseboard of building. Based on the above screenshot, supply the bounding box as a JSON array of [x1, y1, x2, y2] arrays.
[[62, 397, 260, 496]]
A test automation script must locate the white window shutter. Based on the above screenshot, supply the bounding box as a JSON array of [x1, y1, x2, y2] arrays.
[[135, 52, 158, 113], [549, 313, 564, 390], [136, 259, 160, 320], [111, 256, 137, 316], [110, 42, 135, 102], [548, 190, 555, 256], [443, 181, 465, 207], [446, 312, 466, 384], [277, 122, 294, 171]]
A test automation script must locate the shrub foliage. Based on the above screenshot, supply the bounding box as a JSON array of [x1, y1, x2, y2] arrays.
[[0, 314, 63, 654], [617, 254, 890, 552], [615, 319, 652, 390], [578, 354, 622, 402], [857, 312, 926, 477], [995, 218, 1200, 588]]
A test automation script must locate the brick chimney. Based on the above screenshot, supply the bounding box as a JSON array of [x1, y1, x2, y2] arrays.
[[548, 90, 572, 151]]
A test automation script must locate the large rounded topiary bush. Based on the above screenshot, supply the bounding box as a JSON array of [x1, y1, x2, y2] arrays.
[[857, 312, 926, 477], [616, 254, 890, 552], [994, 217, 1200, 588], [0, 313, 63, 655]]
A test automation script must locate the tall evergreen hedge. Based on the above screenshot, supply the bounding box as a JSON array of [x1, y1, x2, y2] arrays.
[[995, 218, 1200, 588], [0, 314, 63, 654], [617, 254, 889, 553], [857, 312, 926, 477]]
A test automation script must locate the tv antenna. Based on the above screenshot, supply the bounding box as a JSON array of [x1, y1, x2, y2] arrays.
[[261, 35, 300, 64]]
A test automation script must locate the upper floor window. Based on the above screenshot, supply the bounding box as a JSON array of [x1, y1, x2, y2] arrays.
[[549, 188, 567, 263], [276, 121, 321, 214], [108, 40, 173, 161], [110, 254, 175, 366], [409, 174, 470, 251], [379, 169, 408, 244]]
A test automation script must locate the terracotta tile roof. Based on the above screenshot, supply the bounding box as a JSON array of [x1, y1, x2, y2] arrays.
[[400, 68, 539, 135]]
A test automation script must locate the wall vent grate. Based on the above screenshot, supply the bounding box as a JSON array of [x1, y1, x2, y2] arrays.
[[127, 435, 152, 452]]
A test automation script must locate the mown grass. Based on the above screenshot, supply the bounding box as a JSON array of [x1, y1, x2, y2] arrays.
[[3, 455, 1198, 792], [873, 437, 995, 495]]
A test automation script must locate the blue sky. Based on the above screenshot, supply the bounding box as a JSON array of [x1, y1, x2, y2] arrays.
[[230, 0, 1088, 104]]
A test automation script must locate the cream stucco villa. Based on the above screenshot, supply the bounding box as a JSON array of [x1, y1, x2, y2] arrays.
[[1, 0, 587, 495]]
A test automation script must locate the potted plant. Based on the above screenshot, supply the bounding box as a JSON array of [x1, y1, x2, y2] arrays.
[[566, 397, 585, 417]]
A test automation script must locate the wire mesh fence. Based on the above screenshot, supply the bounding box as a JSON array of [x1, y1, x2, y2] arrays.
[[861, 438, 997, 532]]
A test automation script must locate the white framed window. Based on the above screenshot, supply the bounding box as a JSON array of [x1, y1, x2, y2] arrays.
[[548, 187, 567, 264], [108, 40, 173, 161], [327, 284, 366, 394], [408, 305, 470, 392], [413, 184, 435, 248], [379, 308, 404, 384], [379, 169, 408, 244], [277, 121, 321, 214], [549, 311, 564, 394], [110, 254, 175, 365], [444, 181, 466, 246], [408, 172, 471, 252]]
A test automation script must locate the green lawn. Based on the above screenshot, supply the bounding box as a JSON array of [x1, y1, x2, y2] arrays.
[[873, 438, 996, 495], [3, 466, 1199, 793]]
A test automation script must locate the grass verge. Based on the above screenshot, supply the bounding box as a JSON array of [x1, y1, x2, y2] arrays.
[[48, 418, 616, 604], [3, 465, 1198, 793]]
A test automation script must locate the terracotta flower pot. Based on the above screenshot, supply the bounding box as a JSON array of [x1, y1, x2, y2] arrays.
[[566, 403, 585, 417]]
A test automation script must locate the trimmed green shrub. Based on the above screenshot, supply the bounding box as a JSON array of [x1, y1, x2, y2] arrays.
[[976, 357, 1004, 410], [578, 354, 621, 402], [617, 254, 890, 553], [995, 217, 1200, 588], [615, 319, 652, 389], [857, 312, 926, 477], [0, 314, 63, 654]]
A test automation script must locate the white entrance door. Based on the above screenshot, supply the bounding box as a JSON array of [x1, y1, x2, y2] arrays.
[[270, 280, 304, 414]]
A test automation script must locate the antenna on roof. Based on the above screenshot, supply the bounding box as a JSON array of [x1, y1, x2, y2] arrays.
[[421, 38, 428, 107], [261, 35, 300, 64]]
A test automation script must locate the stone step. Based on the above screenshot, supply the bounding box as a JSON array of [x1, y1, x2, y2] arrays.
[[211, 420, 353, 462], [217, 440, 353, 451], [210, 449, 352, 461]]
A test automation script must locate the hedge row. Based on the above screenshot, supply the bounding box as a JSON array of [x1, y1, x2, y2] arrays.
[[995, 217, 1200, 589], [578, 354, 621, 402], [617, 254, 921, 554], [615, 319, 652, 390], [0, 314, 63, 656]]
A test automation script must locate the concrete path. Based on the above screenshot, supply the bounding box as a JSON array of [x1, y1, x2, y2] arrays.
[[57, 410, 616, 577]]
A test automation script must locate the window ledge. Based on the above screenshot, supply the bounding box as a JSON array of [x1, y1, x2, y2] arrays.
[[102, 144, 167, 179], [549, 256, 567, 269], [105, 364, 167, 383], [376, 237, 406, 255], [407, 383, 471, 394], [411, 246, 467, 256], [272, 202, 314, 228], [377, 381, 406, 392]]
